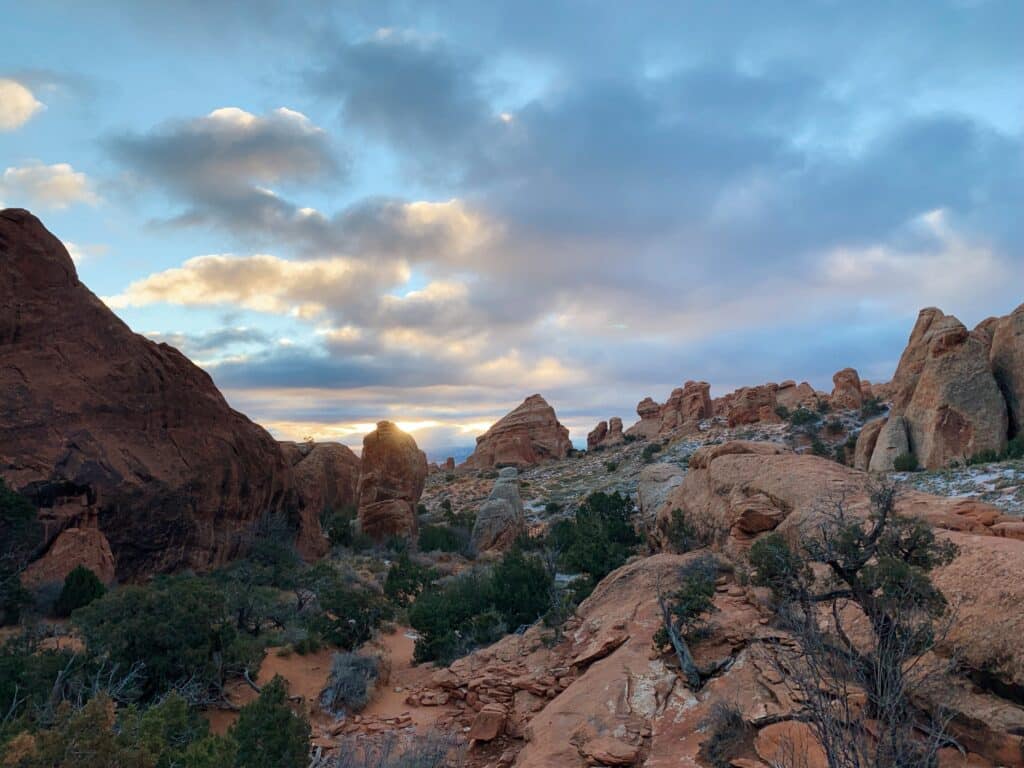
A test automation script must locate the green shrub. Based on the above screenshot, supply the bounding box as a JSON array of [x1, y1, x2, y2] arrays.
[[488, 548, 552, 629], [860, 396, 885, 419], [816, 399, 831, 414], [74, 575, 261, 701], [604, 460, 619, 472], [641, 442, 663, 462], [55, 565, 106, 618], [773, 405, 791, 421], [664, 508, 715, 553], [231, 676, 310, 768], [893, 452, 920, 472], [544, 501, 563, 514], [322, 505, 357, 548], [384, 552, 435, 607], [418, 524, 470, 554], [825, 418, 844, 435], [810, 437, 831, 457], [549, 491, 641, 583], [408, 547, 552, 664], [968, 448, 1000, 466], [788, 407, 820, 427], [306, 580, 391, 651], [1006, 435, 1024, 460], [0, 480, 40, 626]]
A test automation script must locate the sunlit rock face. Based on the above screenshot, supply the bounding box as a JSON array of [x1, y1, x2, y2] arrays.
[[0, 208, 298, 579], [356, 420, 427, 541], [461, 394, 572, 469]]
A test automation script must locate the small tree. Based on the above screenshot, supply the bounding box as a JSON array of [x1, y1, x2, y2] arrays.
[[55, 565, 106, 617], [749, 483, 958, 768], [231, 676, 310, 768], [656, 554, 719, 689]]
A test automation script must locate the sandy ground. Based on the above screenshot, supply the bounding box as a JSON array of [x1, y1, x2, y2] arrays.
[[204, 626, 449, 736]]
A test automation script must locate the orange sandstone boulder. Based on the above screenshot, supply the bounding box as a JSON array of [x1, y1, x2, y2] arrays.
[[625, 397, 663, 439], [830, 367, 864, 410], [281, 441, 360, 558]]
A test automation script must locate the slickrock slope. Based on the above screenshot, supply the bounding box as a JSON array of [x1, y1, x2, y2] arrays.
[[462, 394, 572, 469], [356, 421, 427, 540], [867, 307, 1010, 470], [280, 441, 361, 558], [0, 209, 297, 579]]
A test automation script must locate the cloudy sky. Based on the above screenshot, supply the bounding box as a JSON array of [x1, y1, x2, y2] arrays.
[[2, 1, 1021, 456]]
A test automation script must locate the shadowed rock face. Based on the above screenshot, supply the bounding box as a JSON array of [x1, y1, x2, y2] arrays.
[[462, 394, 572, 469], [356, 421, 427, 540], [0, 209, 298, 579], [280, 441, 361, 558]]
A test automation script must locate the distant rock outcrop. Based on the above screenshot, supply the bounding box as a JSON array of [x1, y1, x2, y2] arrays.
[[659, 380, 712, 433], [989, 302, 1024, 438], [586, 417, 624, 451], [471, 467, 526, 553], [0, 209, 297, 579], [624, 397, 662, 439], [865, 308, 1009, 470], [356, 421, 427, 540], [830, 367, 864, 410], [280, 441, 361, 558], [462, 394, 572, 469]]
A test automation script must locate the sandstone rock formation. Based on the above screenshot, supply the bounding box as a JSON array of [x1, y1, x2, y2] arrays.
[[0, 209, 297, 579], [659, 380, 713, 433], [624, 397, 662, 439], [21, 526, 116, 587], [865, 308, 1009, 470], [462, 394, 572, 469], [989, 302, 1024, 438], [356, 421, 427, 541], [471, 467, 526, 553], [586, 420, 608, 451], [830, 367, 864, 410], [586, 417, 624, 451], [775, 380, 819, 410], [725, 383, 782, 427], [280, 441, 361, 558], [853, 418, 885, 470]]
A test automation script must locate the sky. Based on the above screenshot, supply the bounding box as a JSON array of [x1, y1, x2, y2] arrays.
[[1, 1, 1022, 458]]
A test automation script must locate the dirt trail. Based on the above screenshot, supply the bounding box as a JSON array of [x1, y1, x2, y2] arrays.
[[361, 627, 450, 729], [204, 627, 450, 736]]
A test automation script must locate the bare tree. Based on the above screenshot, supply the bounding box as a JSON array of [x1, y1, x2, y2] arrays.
[[750, 482, 960, 768]]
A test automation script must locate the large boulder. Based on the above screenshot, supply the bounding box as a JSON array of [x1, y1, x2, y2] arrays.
[[471, 467, 526, 553], [989, 302, 1024, 438], [853, 418, 885, 470], [356, 421, 427, 541], [830, 367, 863, 410], [0, 209, 297, 579], [462, 394, 572, 469], [625, 397, 662, 439], [868, 308, 1008, 469], [587, 417, 625, 451], [280, 441, 361, 558]]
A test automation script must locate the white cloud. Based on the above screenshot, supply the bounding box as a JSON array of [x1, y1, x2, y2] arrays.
[[105, 252, 409, 314], [0, 79, 43, 131], [1, 163, 98, 209]]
